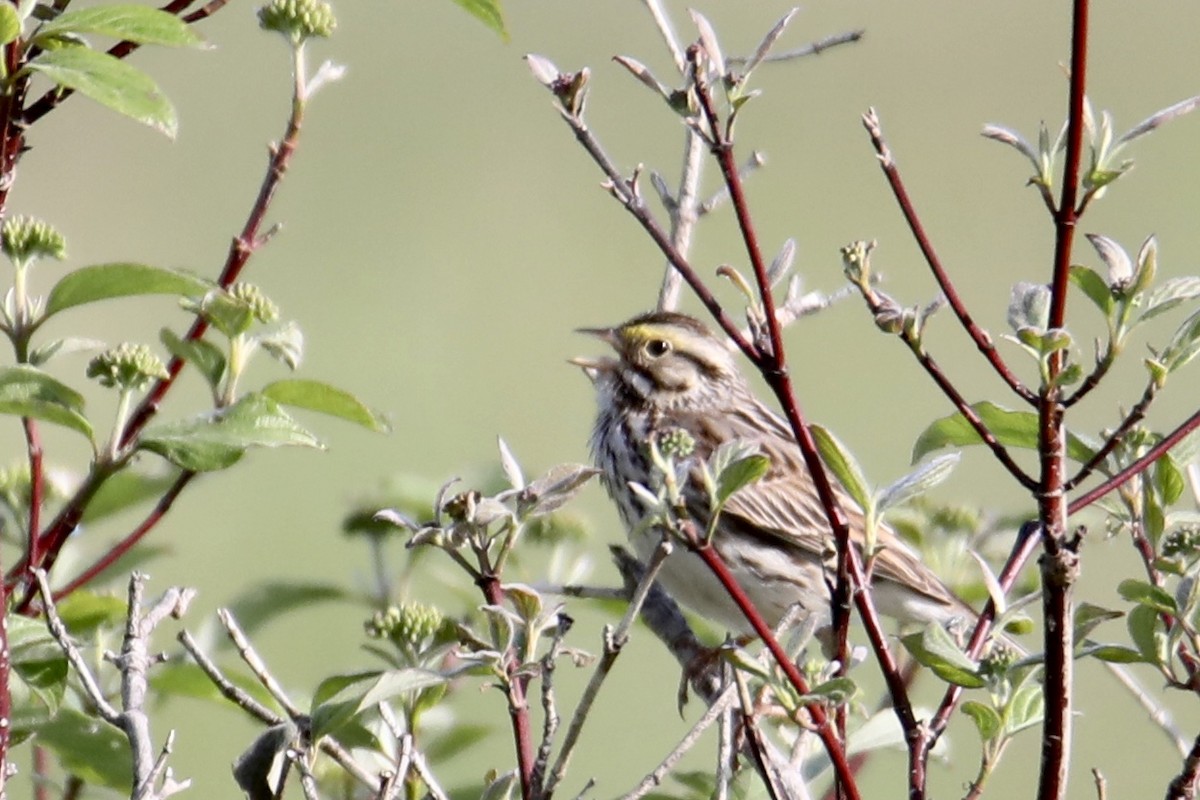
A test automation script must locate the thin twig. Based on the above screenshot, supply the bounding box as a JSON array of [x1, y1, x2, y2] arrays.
[[409, 744, 450, 800], [847, 249, 1037, 491], [1064, 379, 1157, 491], [639, 0, 686, 72], [36, 569, 120, 722], [658, 129, 705, 311], [530, 615, 568, 796], [616, 684, 739, 800], [22, 417, 42, 570], [544, 537, 673, 798], [862, 109, 1035, 405], [1068, 405, 1200, 513], [728, 30, 865, 65], [177, 630, 279, 724], [218, 609, 304, 718], [180, 627, 383, 792], [54, 470, 196, 601]]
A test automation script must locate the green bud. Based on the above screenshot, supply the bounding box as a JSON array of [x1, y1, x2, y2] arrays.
[[230, 283, 279, 324], [86, 343, 169, 391], [365, 602, 446, 651], [2, 215, 66, 265], [1163, 525, 1200, 559], [979, 640, 1019, 679], [658, 427, 696, 459], [257, 0, 336, 43]]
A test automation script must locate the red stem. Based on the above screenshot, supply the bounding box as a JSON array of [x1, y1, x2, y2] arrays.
[[692, 542, 861, 800], [689, 48, 919, 798], [1068, 404, 1200, 514], [477, 575, 536, 800], [1036, 4, 1089, 800], [52, 471, 196, 601], [1064, 379, 1156, 491], [25, 45, 303, 592], [862, 110, 1035, 406], [925, 524, 1042, 744]]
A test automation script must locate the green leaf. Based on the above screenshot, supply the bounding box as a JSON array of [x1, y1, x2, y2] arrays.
[[222, 581, 349, 642], [449, 0, 508, 41], [1004, 678, 1044, 735], [1118, 578, 1177, 614], [798, 676, 857, 705], [25, 47, 177, 137], [160, 328, 225, 390], [139, 393, 323, 471], [1141, 276, 1200, 322], [261, 379, 390, 432], [37, 708, 132, 791], [424, 723, 492, 763], [45, 263, 208, 317], [1073, 602, 1123, 642], [1072, 262, 1117, 317], [82, 466, 182, 523], [1082, 644, 1145, 663], [0, 365, 92, 440], [811, 424, 871, 513], [10, 616, 68, 741], [36, 4, 203, 46], [55, 591, 128, 635], [1162, 307, 1200, 372], [911, 401, 1095, 464], [876, 453, 959, 512], [1127, 604, 1165, 665], [714, 453, 770, 506], [310, 668, 447, 738], [28, 336, 105, 367], [0, 4, 21, 46], [1156, 455, 1186, 505], [961, 700, 1002, 741], [900, 623, 985, 688]]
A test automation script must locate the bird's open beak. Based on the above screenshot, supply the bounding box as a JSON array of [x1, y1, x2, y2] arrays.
[[570, 326, 619, 383]]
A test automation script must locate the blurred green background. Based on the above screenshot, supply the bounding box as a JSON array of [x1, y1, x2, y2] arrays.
[[6, 0, 1200, 796]]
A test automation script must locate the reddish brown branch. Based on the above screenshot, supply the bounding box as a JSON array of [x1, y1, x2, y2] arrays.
[[925, 524, 1041, 745], [1036, 5, 1090, 800], [1064, 379, 1157, 490], [24, 54, 308, 592], [551, 104, 758, 366], [1165, 730, 1200, 800], [691, 540, 862, 800], [688, 49, 919, 799], [862, 110, 1035, 406], [52, 471, 196, 601], [851, 277, 1038, 491], [476, 574, 536, 800], [1068, 404, 1200, 514]]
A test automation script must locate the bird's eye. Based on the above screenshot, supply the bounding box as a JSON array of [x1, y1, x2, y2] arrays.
[[645, 339, 671, 358]]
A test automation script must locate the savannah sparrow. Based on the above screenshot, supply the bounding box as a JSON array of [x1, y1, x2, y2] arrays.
[[573, 310, 975, 636]]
